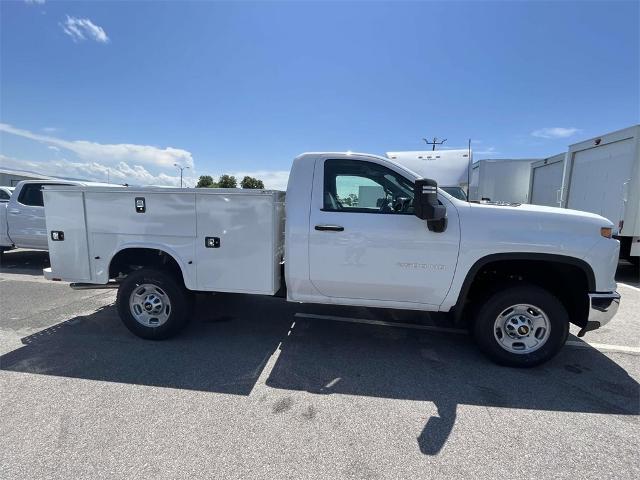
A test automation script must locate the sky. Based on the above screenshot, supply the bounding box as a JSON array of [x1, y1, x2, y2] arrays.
[[1, 0, 638, 189]]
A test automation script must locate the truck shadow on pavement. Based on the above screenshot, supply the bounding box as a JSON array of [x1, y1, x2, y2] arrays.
[[1, 293, 638, 456], [0, 249, 50, 276]]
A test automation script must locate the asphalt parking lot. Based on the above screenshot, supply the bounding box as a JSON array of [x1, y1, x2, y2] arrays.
[[1, 249, 638, 479]]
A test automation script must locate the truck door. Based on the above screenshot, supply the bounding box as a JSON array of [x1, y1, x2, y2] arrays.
[[308, 158, 460, 307], [7, 183, 50, 250]]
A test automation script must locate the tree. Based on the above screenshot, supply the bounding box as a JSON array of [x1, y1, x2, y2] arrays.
[[196, 175, 215, 188], [240, 176, 265, 189], [217, 174, 237, 188], [341, 193, 358, 206]]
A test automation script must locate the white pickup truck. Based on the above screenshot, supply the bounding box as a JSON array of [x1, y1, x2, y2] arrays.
[[1, 180, 82, 253], [1, 180, 114, 254], [42, 152, 621, 367]]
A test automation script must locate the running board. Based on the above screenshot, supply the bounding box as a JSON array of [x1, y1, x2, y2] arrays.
[[70, 282, 119, 290]]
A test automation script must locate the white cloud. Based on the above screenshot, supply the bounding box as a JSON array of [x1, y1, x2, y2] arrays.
[[42, 127, 58, 133], [61, 16, 109, 44], [0, 123, 194, 170], [25, 0, 46, 4], [1, 123, 287, 189], [0, 154, 191, 187], [531, 127, 581, 139]]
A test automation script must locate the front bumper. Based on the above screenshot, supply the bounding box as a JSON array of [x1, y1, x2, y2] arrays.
[[577, 291, 621, 337]]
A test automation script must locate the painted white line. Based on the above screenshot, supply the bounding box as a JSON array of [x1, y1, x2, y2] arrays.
[[565, 340, 640, 355], [294, 313, 469, 335], [296, 313, 639, 355], [618, 282, 640, 292]]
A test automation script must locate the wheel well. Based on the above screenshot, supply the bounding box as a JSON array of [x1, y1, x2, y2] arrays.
[[459, 257, 591, 328], [109, 248, 185, 286]]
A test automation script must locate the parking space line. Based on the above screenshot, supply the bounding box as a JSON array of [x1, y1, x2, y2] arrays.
[[295, 313, 639, 355], [565, 341, 640, 354]]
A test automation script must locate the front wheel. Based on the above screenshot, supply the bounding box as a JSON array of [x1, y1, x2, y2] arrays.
[[473, 284, 569, 367], [116, 268, 192, 340]]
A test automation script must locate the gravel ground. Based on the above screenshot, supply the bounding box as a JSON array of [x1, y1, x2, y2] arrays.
[[1, 250, 638, 479]]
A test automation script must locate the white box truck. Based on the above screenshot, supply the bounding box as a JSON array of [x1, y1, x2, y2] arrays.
[[386, 150, 471, 200], [528, 154, 565, 207], [469, 159, 537, 204], [42, 152, 620, 367], [560, 125, 640, 265]]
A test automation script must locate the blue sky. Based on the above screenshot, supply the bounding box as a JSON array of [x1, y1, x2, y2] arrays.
[[1, 0, 638, 188]]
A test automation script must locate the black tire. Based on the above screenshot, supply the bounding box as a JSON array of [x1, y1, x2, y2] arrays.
[[473, 284, 569, 367], [116, 268, 192, 340]]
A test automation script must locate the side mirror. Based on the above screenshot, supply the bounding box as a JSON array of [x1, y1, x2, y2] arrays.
[[414, 179, 447, 233]]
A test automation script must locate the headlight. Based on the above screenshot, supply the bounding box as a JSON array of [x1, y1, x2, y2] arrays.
[[600, 227, 612, 238]]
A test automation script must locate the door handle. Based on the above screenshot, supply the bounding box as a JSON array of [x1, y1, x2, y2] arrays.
[[9, 209, 20, 215], [315, 224, 344, 232]]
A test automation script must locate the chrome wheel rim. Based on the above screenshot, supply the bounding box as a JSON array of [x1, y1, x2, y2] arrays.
[[493, 303, 550, 354], [129, 283, 171, 327]]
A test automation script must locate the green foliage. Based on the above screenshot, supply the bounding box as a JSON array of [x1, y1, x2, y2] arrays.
[[341, 193, 359, 206], [196, 175, 215, 188], [240, 176, 265, 189], [217, 174, 237, 188]]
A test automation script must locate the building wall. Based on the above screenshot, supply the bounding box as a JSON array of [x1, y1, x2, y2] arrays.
[[0, 171, 52, 187]]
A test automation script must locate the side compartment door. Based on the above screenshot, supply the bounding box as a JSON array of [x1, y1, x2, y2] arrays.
[[43, 189, 91, 281], [308, 158, 460, 307], [195, 192, 279, 294]]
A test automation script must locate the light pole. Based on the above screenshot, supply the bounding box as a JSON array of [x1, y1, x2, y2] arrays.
[[174, 164, 189, 188]]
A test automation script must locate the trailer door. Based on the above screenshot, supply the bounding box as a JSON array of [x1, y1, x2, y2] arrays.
[[567, 138, 635, 226], [531, 161, 563, 207]]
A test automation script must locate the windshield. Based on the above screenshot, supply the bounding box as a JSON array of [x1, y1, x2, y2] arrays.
[[441, 186, 467, 201]]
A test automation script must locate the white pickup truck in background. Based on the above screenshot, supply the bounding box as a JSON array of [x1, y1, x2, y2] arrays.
[[42, 152, 621, 367], [0, 180, 111, 254], [0, 186, 14, 202]]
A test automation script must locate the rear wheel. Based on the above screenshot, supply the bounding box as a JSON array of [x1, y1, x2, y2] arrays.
[[116, 268, 192, 339], [473, 284, 569, 367]]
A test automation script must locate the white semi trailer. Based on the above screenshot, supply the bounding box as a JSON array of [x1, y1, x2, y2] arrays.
[[469, 159, 537, 204], [560, 125, 640, 265], [386, 150, 471, 200], [528, 154, 565, 208]]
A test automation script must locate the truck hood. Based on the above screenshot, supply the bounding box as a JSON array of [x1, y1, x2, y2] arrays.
[[468, 201, 613, 229]]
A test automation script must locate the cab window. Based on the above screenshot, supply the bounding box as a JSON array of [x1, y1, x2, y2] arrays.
[[17, 183, 68, 207], [323, 159, 414, 214], [18, 183, 46, 207]]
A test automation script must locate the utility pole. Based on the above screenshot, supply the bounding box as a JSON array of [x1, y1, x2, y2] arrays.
[[422, 137, 447, 151], [174, 164, 190, 188]]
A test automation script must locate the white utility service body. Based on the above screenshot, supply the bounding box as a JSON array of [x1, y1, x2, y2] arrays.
[[528, 154, 565, 208], [560, 125, 640, 263], [43, 152, 621, 367]]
